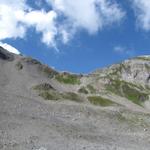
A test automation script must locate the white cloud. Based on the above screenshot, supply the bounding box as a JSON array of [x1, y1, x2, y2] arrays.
[[0, 42, 20, 55], [0, 0, 27, 9], [113, 46, 135, 56], [23, 10, 58, 46], [49, 0, 101, 34], [0, 1, 58, 46], [48, 0, 125, 34], [0, 0, 125, 48], [133, 0, 150, 31], [114, 46, 125, 54], [0, 3, 26, 40]]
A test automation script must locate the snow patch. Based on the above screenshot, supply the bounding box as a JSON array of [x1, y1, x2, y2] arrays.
[[0, 42, 20, 55]]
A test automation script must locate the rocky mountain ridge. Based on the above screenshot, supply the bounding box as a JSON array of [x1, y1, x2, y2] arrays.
[[0, 46, 150, 110], [0, 46, 150, 150]]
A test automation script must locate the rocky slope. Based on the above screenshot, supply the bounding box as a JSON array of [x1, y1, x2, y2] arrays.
[[0, 46, 150, 150]]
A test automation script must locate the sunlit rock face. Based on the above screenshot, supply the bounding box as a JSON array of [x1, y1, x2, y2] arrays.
[[93, 56, 150, 87]]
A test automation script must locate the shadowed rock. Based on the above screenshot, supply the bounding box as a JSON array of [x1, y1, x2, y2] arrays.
[[0, 46, 14, 61]]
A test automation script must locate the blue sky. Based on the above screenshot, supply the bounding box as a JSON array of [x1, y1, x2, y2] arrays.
[[0, 0, 150, 73]]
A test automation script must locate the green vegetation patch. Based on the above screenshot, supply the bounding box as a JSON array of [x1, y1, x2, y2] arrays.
[[87, 84, 96, 93], [33, 83, 82, 102], [33, 83, 54, 91], [78, 86, 88, 94], [88, 96, 116, 107], [55, 73, 80, 84], [15, 61, 23, 70], [62, 92, 82, 102], [122, 84, 149, 106], [39, 91, 82, 102], [33, 83, 59, 101], [106, 79, 149, 106], [39, 91, 60, 100]]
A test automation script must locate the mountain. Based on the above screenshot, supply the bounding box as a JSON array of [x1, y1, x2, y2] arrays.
[[0, 46, 150, 150]]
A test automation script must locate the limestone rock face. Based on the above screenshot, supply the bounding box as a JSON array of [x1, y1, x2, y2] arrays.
[[93, 56, 150, 87], [120, 57, 150, 86]]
